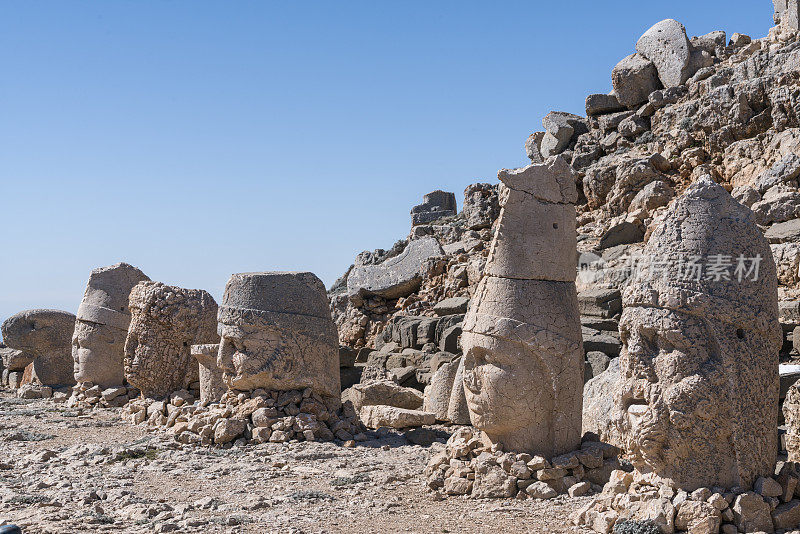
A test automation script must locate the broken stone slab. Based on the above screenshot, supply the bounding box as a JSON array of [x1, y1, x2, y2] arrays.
[[636, 19, 693, 88], [597, 110, 635, 133], [611, 53, 662, 109], [191, 343, 226, 404], [585, 93, 626, 116], [433, 297, 470, 316], [578, 288, 622, 318], [754, 153, 800, 194], [359, 405, 435, 429], [766, 219, 800, 244], [447, 356, 471, 425], [582, 329, 622, 357], [347, 237, 444, 301], [691, 31, 727, 56], [2, 309, 76, 387], [525, 132, 545, 163], [780, 364, 800, 400], [345, 379, 423, 412], [462, 182, 500, 230]]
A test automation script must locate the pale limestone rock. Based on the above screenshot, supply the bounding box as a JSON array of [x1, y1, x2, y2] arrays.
[[613, 177, 780, 491], [446, 356, 471, 425], [462, 156, 583, 457], [217, 272, 341, 408], [636, 19, 693, 88], [346, 379, 423, 412], [423, 359, 459, 421], [72, 263, 150, 388], [611, 53, 661, 109], [674, 501, 721, 534], [191, 343, 226, 404], [124, 282, 218, 398], [2, 309, 76, 386], [359, 405, 435, 429]]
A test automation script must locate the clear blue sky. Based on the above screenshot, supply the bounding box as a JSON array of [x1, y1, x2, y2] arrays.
[[0, 1, 773, 328]]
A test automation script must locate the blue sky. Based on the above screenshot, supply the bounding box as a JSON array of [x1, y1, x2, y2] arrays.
[[0, 1, 773, 327]]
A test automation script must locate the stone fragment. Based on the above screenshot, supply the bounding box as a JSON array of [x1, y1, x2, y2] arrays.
[[628, 180, 674, 214], [772, 499, 800, 529], [636, 19, 693, 87], [613, 177, 781, 491], [586, 93, 626, 116], [525, 132, 545, 163], [411, 190, 457, 226], [462, 183, 500, 230], [347, 237, 444, 301], [191, 343, 226, 404], [2, 309, 76, 386], [447, 356, 471, 425], [578, 288, 622, 318], [124, 282, 218, 399], [72, 262, 150, 388], [611, 53, 661, 109], [766, 218, 800, 244], [359, 405, 435, 429], [433, 297, 470, 316], [729, 33, 751, 47], [218, 272, 341, 407], [756, 476, 784, 498], [597, 221, 644, 249], [733, 492, 774, 533], [691, 31, 726, 56], [462, 156, 583, 457], [347, 379, 423, 412], [0, 347, 33, 372], [674, 500, 722, 534], [423, 359, 459, 421], [526, 481, 558, 499], [213, 418, 245, 444], [472, 464, 517, 499]]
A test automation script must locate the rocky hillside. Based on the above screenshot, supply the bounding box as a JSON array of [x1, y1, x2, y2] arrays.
[[329, 14, 800, 394]]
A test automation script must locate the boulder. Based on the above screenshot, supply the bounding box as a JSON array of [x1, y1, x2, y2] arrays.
[[345, 379, 423, 412], [525, 132, 545, 163], [772, 499, 800, 529], [433, 297, 470, 316], [628, 180, 674, 214], [578, 288, 622, 318], [0, 347, 33, 372], [611, 53, 661, 109], [690, 31, 726, 56], [586, 93, 626, 116], [635, 19, 693, 87], [766, 218, 800, 244], [674, 501, 721, 534], [733, 492, 774, 533], [582, 357, 621, 447], [347, 237, 444, 301], [598, 220, 644, 249], [447, 356, 471, 425], [359, 405, 435, 429]]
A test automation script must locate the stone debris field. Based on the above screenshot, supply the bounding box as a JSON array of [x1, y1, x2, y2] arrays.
[[8, 3, 800, 534]]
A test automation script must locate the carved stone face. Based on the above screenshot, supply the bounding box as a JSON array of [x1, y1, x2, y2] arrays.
[[615, 306, 752, 489], [462, 331, 550, 452], [72, 320, 127, 387], [216, 310, 333, 396], [123, 282, 216, 399]]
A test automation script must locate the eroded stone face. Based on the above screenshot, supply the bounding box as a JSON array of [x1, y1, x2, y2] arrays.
[[216, 272, 341, 406], [461, 156, 584, 457], [612, 176, 780, 491], [72, 262, 150, 388], [2, 309, 76, 386], [124, 282, 218, 399]]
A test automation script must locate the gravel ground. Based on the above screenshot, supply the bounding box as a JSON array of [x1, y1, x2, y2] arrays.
[[0, 389, 593, 533]]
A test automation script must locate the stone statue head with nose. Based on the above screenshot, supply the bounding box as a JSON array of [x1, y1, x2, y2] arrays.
[[216, 272, 340, 409]]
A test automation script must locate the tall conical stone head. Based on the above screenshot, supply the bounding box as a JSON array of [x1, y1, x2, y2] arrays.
[[613, 176, 780, 490], [217, 272, 340, 405], [72, 262, 150, 388]]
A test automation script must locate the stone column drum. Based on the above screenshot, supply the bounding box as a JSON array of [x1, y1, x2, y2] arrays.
[[72, 262, 150, 388], [124, 282, 219, 399], [460, 156, 584, 456], [191, 343, 226, 404], [2, 309, 76, 387], [612, 176, 781, 491], [216, 272, 341, 410]]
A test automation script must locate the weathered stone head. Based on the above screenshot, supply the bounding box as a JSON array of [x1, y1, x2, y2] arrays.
[[72, 262, 150, 388], [124, 282, 218, 398], [612, 176, 781, 491], [2, 309, 76, 386], [461, 156, 584, 456], [217, 272, 340, 406]]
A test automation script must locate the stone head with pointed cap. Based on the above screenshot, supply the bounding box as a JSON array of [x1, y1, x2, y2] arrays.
[[612, 176, 780, 490], [72, 262, 150, 388], [216, 272, 340, 407]]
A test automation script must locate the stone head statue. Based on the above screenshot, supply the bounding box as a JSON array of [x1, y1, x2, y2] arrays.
[[217, 272, 340, 406], [124, 282, 218, 398], [2, 309, 76, 386], [461, 156, 584, 456], [612, 176, 781, 491], [72, 262, 150, 388]]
